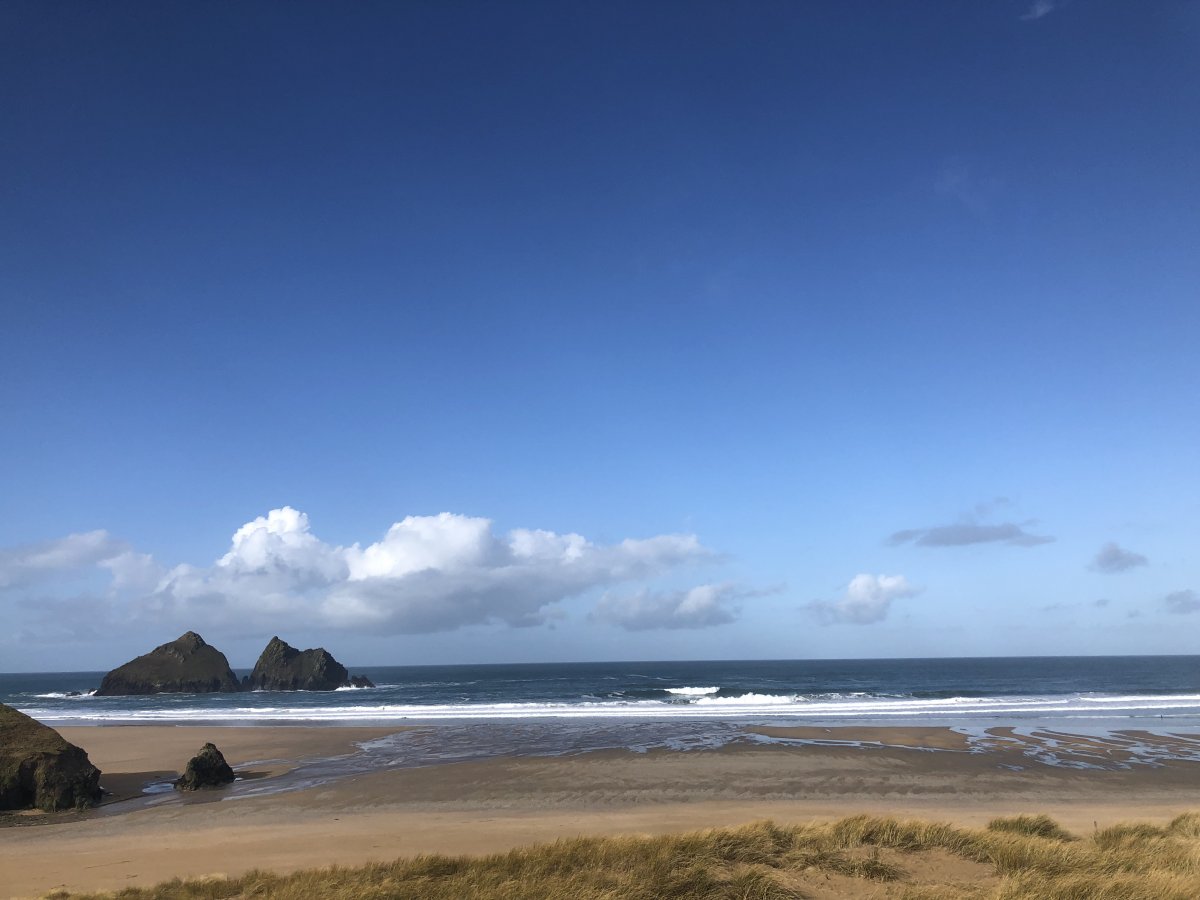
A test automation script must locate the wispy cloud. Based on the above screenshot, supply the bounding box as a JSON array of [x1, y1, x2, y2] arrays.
[[1020, 1, 1061, 22], [1089, 542, 1148, 574], [808, 574, 919, 625], [933, 159, 1002, 215], [0, 531, 129, 589], [591, 582, 755, 631], [0, 507, 716, 638], [1165, 589, 1200, 615], [890, 499, 1052, 548], [1041, 597, 1113, 613], [890, 522, 1053, 548]]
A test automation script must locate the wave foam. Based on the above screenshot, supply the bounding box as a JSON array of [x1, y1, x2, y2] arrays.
[[18, 691, 1200, 725], [665, 686, 720, 696], [693, 692, 798, 706]]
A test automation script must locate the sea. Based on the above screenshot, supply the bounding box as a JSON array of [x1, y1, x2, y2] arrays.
[[6, 656, 1200, 793], [6, 656, 1200, 729]]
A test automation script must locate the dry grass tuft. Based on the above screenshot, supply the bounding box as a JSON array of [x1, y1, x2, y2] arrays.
[[987, 814, 1076, 841], [45, 811, 1200, 899]]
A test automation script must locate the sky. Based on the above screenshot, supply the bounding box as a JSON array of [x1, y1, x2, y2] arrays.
[[1, 1, 1198, 671]]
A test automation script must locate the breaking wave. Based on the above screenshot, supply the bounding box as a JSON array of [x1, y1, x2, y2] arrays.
[[18, 690, 1200, 725]]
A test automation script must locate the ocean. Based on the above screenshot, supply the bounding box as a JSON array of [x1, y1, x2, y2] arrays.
[[7, 656, 1200, 795], [6, 655, 1200, 728]]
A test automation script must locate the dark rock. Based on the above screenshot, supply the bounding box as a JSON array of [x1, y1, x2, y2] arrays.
[[0, 703, 102, 811], [95, 631, 241, 696], [349, 675, 375, 689], [174, 742, 235, 791], [245, 636, 367, 691]]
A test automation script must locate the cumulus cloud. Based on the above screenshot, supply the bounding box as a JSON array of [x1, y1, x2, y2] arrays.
[[591, 583, 749, 631], [0, 531, 128, 589], [1, 508, 715, 637], [1165, 590, 1200, 615], [1089, 542, 1148, 574], [890, 522, 1053, 548], [809, 574, 920, 625]]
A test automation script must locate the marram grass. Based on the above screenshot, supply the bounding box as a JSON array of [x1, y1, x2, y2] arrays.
[[44, 813, 1200, 900]]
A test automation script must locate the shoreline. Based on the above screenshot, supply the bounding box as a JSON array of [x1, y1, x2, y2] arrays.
[[4, 722, 1200, 897]]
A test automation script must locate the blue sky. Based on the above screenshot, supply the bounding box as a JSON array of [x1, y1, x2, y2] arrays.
[[1, 1, 1197, 671]]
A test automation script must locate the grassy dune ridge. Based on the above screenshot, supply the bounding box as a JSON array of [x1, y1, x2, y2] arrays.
[[45, 812, 1200, 899]]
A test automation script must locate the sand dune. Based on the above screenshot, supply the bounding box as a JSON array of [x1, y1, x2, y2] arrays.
[[3, 724, 1200, 897]]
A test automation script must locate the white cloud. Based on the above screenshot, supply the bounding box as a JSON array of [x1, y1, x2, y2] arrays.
[[100, 551, 164, 593], [1089, 542, 1148, 574], [220, 507, 348, 581], [0, 530, 127, 589], [591, 582, 746, 631], [343, 512, 497, 581], [810, 574, 920, 625], [1, 508, 714, 637]]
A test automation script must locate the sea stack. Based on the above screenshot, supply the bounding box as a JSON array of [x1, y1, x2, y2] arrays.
[[245, 636, 374, 691], [0, 703, 102, 811], [95, 631, 241, 696], [174, 743, 236, 791]]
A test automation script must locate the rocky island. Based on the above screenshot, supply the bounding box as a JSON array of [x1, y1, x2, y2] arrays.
[[0, 703, 102, 811], [93, 631, 374, 696], [95, 631, 241, 696], [246, 636, 375, 691]]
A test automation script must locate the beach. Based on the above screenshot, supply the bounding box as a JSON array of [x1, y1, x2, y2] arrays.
[[4, 723, 1200, 898]]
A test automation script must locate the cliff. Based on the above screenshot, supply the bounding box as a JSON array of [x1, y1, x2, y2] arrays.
[[0, 703, 102, 811]]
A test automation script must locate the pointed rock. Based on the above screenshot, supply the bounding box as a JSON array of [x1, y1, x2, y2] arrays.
[[174, 743, 235, 791], [95, 632, 241, 696], [245, 636, 372, 691]]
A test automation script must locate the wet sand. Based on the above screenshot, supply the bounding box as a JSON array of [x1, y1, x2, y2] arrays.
[[4, 723, 1200, 898]]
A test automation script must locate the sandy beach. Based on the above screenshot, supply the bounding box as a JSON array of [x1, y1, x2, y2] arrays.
[[3, 723, 1199, 897]]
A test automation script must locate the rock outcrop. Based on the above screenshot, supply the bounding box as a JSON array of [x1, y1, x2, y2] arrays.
[[174, 742, 235, 791], [245, 636, 374, 691], [95, 632, 241, 696], [0, 704, 102, 811]]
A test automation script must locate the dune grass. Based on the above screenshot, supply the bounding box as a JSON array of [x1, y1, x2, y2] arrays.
[[44, 813, 1200, 899]]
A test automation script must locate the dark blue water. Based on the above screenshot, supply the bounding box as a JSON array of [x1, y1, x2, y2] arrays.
[[8, 657, 1200, 798], [5, 656, 1200, 728]]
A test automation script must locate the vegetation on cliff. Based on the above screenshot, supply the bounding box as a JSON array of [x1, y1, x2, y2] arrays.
[[0, 703, 101, 811]]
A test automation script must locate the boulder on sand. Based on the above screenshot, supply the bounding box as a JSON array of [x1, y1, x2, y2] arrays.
[[95, 631, 241, 696], [0, 703, 102, 811], [244, 636, 374, 691], [174, 742, 236, 791]]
